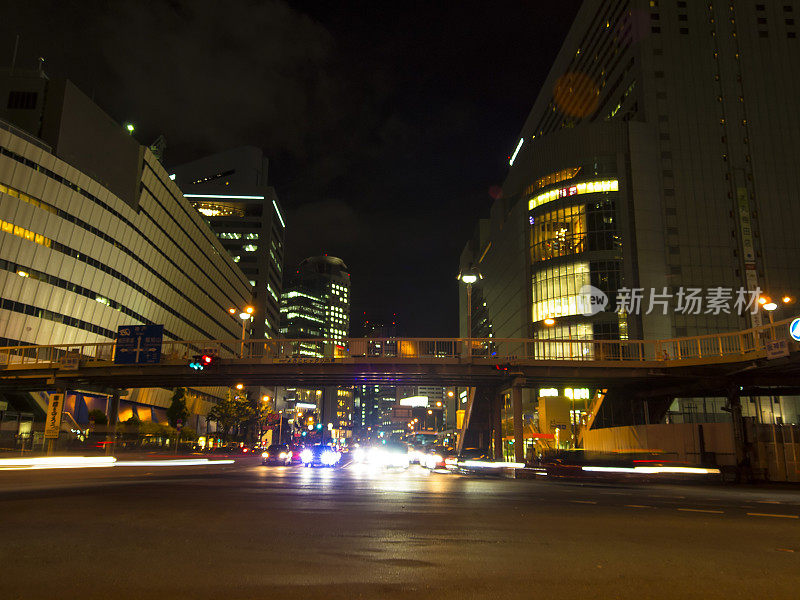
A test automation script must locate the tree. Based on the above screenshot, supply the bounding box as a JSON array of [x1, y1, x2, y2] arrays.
[[87, 409, 108, 425], [207, 389, 252, 441], [167, 387, 190, 428]]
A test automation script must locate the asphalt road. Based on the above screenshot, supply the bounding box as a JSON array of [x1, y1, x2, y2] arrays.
[[1, 457, 799, 599]]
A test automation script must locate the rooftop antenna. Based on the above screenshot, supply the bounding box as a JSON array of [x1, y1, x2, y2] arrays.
[[10, 34, 19, 75]]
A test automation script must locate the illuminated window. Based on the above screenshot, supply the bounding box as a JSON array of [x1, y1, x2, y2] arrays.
[[528, 179, 618, 211], [243, 244, 258, 252], [530, 199, 618, 261], [0, 218, 52, 248], [244, 233, 259, 240], [232, 256, 240, 263], [531, 261, 591, 322], [219, 232, 242, 240], [193, 203, 244, 217]]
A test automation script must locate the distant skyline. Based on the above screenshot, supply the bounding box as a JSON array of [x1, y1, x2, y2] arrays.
[[0, 0, 582, 336]]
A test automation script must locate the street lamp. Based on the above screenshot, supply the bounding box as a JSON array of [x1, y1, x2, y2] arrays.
[[230, 306, 254, 357], [457, 266, 482, 354]]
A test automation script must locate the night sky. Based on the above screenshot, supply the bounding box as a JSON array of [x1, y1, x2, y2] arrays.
[[2, 1, 582, 337]]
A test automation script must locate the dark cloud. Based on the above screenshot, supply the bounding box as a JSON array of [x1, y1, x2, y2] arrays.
[[1, 0, 583, 337]]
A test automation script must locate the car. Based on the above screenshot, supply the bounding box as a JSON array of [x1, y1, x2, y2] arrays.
[[261, 444, 292, 466], [288, 444, 304, 463], [451, 448, 496, 474], [422, 445, 456, 470], [300, 444, 341, 467]]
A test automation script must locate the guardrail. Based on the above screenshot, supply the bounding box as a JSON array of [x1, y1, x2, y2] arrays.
[[0, 318, 796, 369]]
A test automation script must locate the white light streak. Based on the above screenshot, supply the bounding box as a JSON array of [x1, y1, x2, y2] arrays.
[[184, 194, 265, 200], [272, 199, 285, 228], [509, 137, 524, 166]]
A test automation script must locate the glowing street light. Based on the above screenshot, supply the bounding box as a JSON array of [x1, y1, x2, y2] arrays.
[[235, 383, 244, 391], [457, 266, 482, 342], [230, 305, 254, 356], [124, 123, 135, 134], [544, 317, 556, 326]]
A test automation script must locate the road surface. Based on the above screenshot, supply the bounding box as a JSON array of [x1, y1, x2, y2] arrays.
[[1, 457, 798, 599]]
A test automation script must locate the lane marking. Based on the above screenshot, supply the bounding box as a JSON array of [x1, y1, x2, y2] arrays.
[[625, 504, 654, 509], [649, 494, 685, 499], [747, 512, 799, 519], [755, 500, 782, 504], [677, 508, 724, 514], [569, 500, 598, 504]]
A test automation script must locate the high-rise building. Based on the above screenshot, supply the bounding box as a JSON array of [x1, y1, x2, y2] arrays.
[[280, 256, 350, 345], [461, 0, 800, 348], [0, 70, 251, 427], [278, 255, 352, 441], [171, 147, 286, 339]]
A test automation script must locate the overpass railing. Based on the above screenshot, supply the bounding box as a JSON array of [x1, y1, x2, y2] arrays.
[[0, 318, 795, 368]]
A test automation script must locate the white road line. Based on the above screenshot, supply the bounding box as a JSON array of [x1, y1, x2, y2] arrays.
[[746, 512, 799, 519], [625, 504, 654, 509], [677, 508, 724, 514], [755, 500, 782, 504], [569, 500, 598, 504]]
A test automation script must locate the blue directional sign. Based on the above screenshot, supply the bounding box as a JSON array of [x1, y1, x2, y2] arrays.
[[115, 324, 164, 364], [790, 318, 800, 342]]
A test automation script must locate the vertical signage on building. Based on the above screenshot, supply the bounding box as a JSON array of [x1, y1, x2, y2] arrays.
[[736, 187, 762, 327], [44, 393, 65, 439]]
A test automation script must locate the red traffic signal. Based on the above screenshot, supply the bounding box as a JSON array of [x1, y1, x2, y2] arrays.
[[189, 354, 218, 370]]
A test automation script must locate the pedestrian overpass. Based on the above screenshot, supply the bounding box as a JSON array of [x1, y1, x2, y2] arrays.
[[1, 318, 799, 462]]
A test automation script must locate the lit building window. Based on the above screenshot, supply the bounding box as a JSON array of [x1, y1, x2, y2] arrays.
[[244, 233, 259, 240], [243, 244, 258, 252], [0, 218, 52, 248], [528, 179, 618, 211], [219, 232, 242, 240], [531, 261, 590, 322]]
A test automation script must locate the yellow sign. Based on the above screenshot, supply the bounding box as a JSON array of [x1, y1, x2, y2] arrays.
[[44, 393, 65, 439]]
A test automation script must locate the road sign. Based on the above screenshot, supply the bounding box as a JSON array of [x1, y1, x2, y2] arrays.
[[790, 318, 800, 342], [115, 325, 164, 364], [766, 340, 789, 360], [60, 349, 80, 370], [44, 393, 65, 439]]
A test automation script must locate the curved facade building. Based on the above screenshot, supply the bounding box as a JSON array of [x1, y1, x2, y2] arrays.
[[0, 75, 253, 414], [462, 0, 800, 349]]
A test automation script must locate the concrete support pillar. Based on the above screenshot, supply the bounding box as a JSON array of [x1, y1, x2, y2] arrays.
[[106, 388, 121, 457], [512, 384, 524, 464], [726, 387, 747, 480], [492, 392, 503, 460]]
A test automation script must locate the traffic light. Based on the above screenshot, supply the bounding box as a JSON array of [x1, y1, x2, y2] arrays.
[[189, 354, 217, 370], [316, 423, 322, 430]]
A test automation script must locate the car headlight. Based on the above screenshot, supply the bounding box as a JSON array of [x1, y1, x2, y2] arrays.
[[279, 452, 288, 459], [261, 452, 268, 458], [321, 450, 340, 465], [300, 449, 313, 463], [432, 454, 443, 464]]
